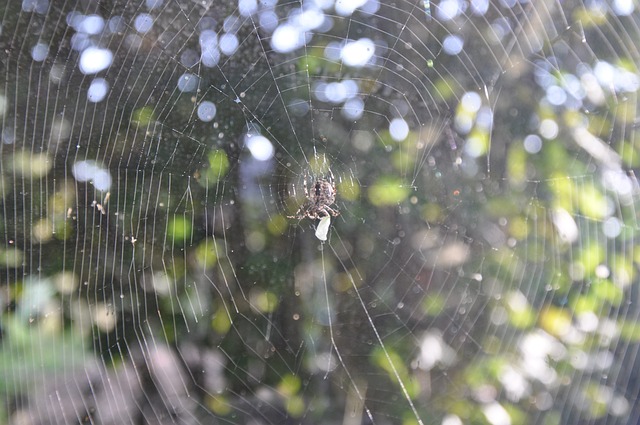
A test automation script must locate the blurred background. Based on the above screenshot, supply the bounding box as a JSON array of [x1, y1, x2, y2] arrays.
[[1, 0, 640, 424]]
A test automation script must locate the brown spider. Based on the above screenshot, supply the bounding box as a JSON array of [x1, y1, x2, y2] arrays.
[[288, 171, 340, 220]]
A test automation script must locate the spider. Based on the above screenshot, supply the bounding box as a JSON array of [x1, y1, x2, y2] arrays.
[[288, 171, 340, 220]]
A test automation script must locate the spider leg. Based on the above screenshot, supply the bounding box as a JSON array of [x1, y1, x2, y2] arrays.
[[288, 174, 310, 219], [287, 202, 306, 219], [324, 206, 340, 216]]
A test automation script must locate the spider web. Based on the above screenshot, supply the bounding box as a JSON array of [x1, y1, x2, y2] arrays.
[[1, 0, 640, 424]]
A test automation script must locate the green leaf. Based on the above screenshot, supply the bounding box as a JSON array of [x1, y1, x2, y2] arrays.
[[203, 149, 230, 185], [368, 176, 411, 206]]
